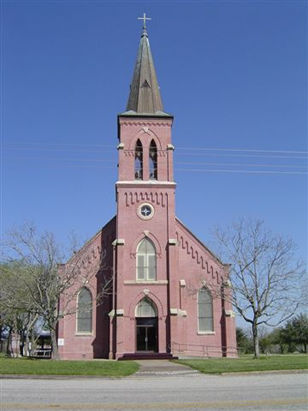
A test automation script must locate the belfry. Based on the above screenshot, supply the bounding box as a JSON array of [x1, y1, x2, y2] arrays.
[[58, 18, 237, 360]]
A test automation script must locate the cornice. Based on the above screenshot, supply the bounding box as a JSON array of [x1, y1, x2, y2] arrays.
[[116, 181, 176, 188], [118, 119, 172, 128]]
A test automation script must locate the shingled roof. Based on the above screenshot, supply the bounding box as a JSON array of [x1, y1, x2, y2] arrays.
[[125, 26, 169, 116]]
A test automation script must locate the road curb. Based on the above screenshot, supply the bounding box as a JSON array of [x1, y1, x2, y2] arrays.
[[0, 369, 307, 379], [0, 374, 125, 380], [220, 369, 308, 376]]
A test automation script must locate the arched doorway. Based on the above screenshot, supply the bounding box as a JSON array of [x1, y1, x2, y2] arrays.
[[135, 298, 158, 352]]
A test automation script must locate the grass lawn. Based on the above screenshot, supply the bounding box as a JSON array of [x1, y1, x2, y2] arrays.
[[175, 354, 308, 374], [0, 357, 139, 377]]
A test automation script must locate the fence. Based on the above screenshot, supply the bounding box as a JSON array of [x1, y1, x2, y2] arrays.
[[172, 341, 238, 357]]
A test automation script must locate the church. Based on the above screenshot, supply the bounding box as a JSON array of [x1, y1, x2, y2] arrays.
[[58, 19, 237, 360]]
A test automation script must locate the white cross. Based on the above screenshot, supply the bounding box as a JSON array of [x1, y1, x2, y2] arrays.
[[141, 206, 151, 216], [138, 13, 151, 29]]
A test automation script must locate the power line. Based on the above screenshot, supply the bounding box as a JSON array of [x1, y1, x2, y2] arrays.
[[177, 161, 307, 169], [4, 147, 306, 160], [176, 146, 308, 155], [175, 168, 308, 175], [3, 161, 306, 175], [3, 142, 307, 176], [4, 155, 306, 174], [5, 156, 306, 170], [4, 142, 307, 156], [175, 152, 307, 160], [5, 142, 115, 149], [4, 146, 115, 154], [4, 157, 116, 163]]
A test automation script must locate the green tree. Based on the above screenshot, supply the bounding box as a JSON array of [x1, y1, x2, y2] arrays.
[[281, 314, 308, 353], [236, 327, 253, 354], [269, 328, 287, 354], [259, 334, 272, 354]]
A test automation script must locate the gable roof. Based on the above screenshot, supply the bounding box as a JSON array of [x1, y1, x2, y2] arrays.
[[64, 216, 116, 265], [175, 217, 229, 268]]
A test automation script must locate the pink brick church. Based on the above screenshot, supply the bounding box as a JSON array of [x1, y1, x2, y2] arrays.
[[58, 20, 237, 360]]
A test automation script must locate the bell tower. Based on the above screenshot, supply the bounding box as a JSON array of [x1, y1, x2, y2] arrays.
[[59, 15, 237, 361], [117, 19, 175, 184], [110, 17, 178, 358]]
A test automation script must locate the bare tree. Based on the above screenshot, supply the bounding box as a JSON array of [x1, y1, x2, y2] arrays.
[[1, 223, 111, 359], [213, 219, 306, 358], [0, 261, 40, 356]]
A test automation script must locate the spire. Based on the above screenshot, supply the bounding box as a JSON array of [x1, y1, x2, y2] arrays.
[[126, 15, 165, 115]]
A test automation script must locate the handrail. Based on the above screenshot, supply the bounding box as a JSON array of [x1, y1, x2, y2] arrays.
[[172, 341, 238, 357]]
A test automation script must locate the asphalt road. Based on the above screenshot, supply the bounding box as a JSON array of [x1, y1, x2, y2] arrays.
[[1, 372, 307, 411]]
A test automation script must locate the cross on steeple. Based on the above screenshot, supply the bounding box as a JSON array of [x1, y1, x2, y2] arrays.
[[126, 12, 164, 113], [138, 13, 151, 29]]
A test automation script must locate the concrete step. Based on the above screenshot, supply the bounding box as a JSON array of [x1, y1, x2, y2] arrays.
[[118, 353, 178, 360]]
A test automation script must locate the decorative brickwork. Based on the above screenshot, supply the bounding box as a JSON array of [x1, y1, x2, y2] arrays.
[[124, 191, 167, 207], [58, 25, 237, 360]]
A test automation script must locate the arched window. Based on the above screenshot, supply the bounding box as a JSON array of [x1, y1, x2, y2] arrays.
[[136, 238, 156, 281], [198, 288, 213, 332], [135, 298, 157, 318], [135, 139, 143, 180], [76, 287, 92, 333], [149, 140, 157, 180]]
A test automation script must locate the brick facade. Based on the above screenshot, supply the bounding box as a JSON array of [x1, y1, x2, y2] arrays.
[[58, 25, 237, 360]]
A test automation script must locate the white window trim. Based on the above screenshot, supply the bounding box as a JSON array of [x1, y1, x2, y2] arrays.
[[124, 280, 168, 285], [75, 332, 93, 336]]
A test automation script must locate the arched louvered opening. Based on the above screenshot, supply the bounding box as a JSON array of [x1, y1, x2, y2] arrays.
[[135, 298, 158, 352], [135, 139, 143, 180], [149, 140, 157, 180], [136, 238, 156, 281], [198, 287, 214, 332], [76, 287, 92, 334]]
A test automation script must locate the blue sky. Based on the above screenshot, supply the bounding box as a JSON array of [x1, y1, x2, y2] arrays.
[[1, 0, 307, 265]]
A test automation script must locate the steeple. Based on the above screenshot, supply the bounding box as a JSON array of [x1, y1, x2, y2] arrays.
[[125, 17, 166, 115]]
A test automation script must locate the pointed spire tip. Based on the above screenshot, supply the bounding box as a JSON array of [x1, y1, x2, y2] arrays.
[[126, 14, 165, 114]]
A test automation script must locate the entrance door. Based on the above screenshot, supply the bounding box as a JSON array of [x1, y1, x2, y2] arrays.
[[136, 318, 158, 352], [135, 298, 158, 352]]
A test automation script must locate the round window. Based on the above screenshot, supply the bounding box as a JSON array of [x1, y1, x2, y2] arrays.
[[137, 203, 155, 220]]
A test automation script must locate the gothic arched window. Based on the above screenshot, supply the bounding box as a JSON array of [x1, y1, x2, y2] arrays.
[[135, 298, 157, 318], [149, 140, 157, 180], [198, 287, 213, 332], [136, 238, 156, 281], [135, 139, 143, 180], [76, 287, 92, 334]]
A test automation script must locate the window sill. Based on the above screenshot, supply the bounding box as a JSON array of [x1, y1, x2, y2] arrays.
[[124, 280, 168, 285], [75, 332, 93, 336], [197, 331, 215, 335]]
